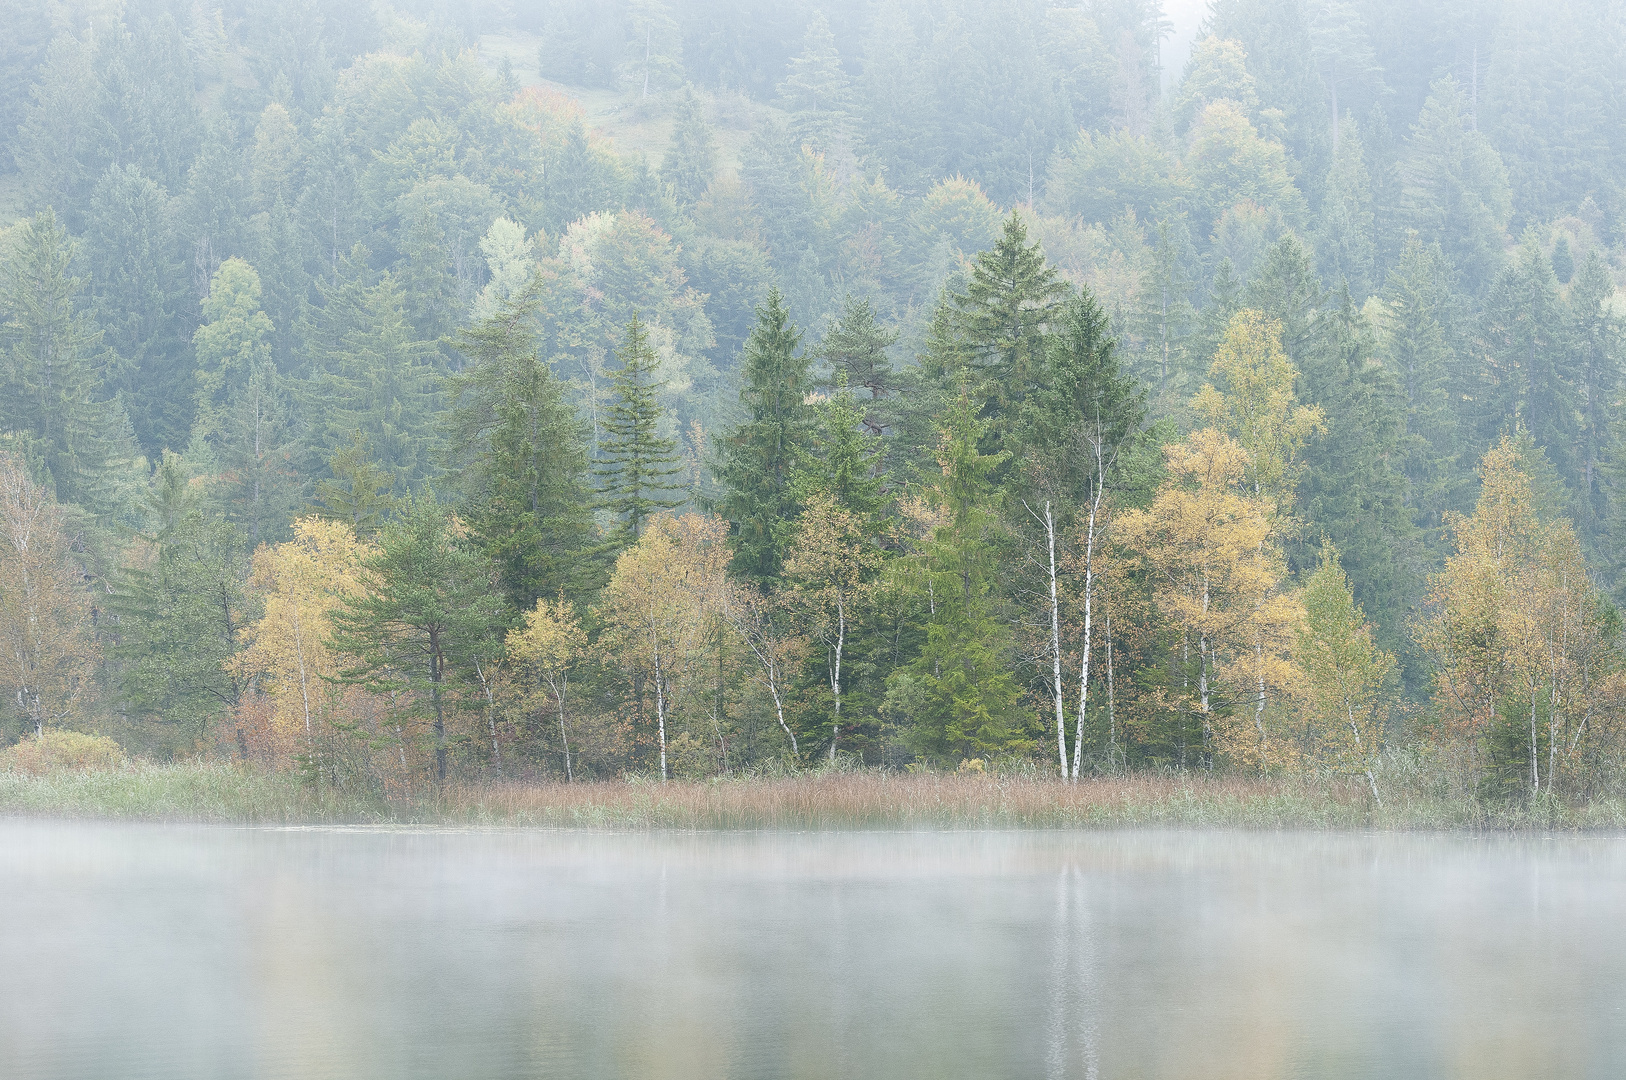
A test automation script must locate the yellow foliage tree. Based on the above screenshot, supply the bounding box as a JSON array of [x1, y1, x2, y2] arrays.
[[0, 454, 97, 738], [234, 517, 375, 745], [1192, 309, 1325, 506], [597, 514, 732, 780], [1418, 435, 1619, 794], [507, 595, 585, 780], [1112, 428, 1303, 771]]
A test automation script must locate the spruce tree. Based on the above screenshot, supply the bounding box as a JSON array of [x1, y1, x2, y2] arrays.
[[796, 371, 887, 529], [777, 10, 853, 152], [717, 289, 814, 583], [1380, 238, 1462, 534], [445, 274, 597, 609], [950, 212, 1069, 422], [815, 295, 900, 436], [1570, 250, 1622, 549], [1131, 217, 1198, 407], [660, 87, 717, 205], [310, 433, 396, 537], [596, 313, 684, 542], [1313, 116, 1378, 299], [0, 210, 114, 509]]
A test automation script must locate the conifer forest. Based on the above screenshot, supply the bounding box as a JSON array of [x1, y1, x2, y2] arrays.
[[5, 0, 1626, 806]]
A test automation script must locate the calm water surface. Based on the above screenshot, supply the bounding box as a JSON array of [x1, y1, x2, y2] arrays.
[[1, 823, 1623, 1079]]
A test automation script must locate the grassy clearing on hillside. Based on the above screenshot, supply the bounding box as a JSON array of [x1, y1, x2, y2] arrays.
[[4, 761, 1624, 830], [475, 32, 772, 176]]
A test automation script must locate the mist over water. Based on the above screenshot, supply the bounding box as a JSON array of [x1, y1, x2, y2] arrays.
[[1, 823, 1623, 1079]]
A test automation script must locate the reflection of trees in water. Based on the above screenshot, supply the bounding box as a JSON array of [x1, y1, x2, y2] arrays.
[[1046, 864, 1100, 1080]]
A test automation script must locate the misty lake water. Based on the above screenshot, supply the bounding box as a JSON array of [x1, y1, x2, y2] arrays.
[[2, 824, 1624, 1079]]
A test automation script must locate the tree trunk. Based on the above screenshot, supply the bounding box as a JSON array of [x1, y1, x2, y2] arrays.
[[1042, 500, 1067, 780], [654, 642, 668, 782], [430, 630, 446, 783], [547, 672, 573, 782], [829, 594, 845, 762]]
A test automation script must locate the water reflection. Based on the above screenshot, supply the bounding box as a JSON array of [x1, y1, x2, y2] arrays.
[[1, 825, 1623, 1079]]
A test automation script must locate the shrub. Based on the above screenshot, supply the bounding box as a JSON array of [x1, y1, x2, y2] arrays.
[[1, 730, 128, 775]]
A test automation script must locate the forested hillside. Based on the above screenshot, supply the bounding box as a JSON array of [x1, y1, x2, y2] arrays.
[[2, 0, 1624, 799]]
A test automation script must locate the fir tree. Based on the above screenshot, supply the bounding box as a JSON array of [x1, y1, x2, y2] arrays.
[[777, 10, 853, 152], [596, 313, 684, 541], [0, 210, 114, 509], [660, 87, 717, 205], [950, 212, 1069, 421], [716, 289, 815, 583], [815, 295, 901, 436], [445, 274, 597, 609], [309, 432, 396, 537]]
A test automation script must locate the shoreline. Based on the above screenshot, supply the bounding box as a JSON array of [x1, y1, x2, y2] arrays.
[[4, 762, 1625, 832]]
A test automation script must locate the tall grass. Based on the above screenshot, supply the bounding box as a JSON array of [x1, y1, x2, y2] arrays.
[[5, 760, 1625, 829]]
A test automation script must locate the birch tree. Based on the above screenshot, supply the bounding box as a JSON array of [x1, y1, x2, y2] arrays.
[[507, 596, 585, 781]]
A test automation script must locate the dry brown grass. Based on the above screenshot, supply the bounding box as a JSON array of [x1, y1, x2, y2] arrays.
[[426, 771, 1381, 830]]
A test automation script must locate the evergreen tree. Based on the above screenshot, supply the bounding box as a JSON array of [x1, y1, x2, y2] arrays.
[[86, 163, 192, 454], [1131, 217, 1198, 407], [777, 10, 853, 152], [330, 495, 508, 783], [445, 274, 597, 609], [1570, 250, 1623, 550], [0, 210, 114, 509], [660, 87, 717, 206], [890, 386, 1025, 764], [1380, 239, 1463, 534], [596, 313, 684, 541], [949, 212, 1069, 423], [797, 371, 886, 528], [1402, 77, 1512, 295], [313, 270, 441, 492], [1468, 235, 1575, 485], [815, 295, 900, 436], [717, 288, 814, 582], [112, 512, 253, 747], [309, 432, 396, 537], [1313, 116, 1378, 299]]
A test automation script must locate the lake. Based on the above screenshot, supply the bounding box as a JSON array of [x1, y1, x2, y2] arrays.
[[0, 822, 1622, 1079]]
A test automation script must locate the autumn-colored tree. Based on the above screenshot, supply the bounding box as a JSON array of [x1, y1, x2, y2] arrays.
[[1297, 542, 1394, 801], [507, 596, 586, 781], [597, 514, 731, 780], [233, 518, 375, 754], [0, 454, 97, 739], [1419, 435, 1620, 795], [1193, 310, 1325, 506], [784, 491, 883, 760], [1113, 428, 1303, 770]]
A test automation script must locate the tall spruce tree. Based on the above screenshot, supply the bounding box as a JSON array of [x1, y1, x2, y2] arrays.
[[596, 313, 684, 541], [445, 273, 597, 609], [1, 210, 115, 509], [815, 294, 900, 436], [660, 87, 718, 205], [717, 288, 814, 583], [950, 212, 1069, 422]]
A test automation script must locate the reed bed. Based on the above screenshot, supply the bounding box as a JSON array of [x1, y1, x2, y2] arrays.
[[6, 761, 1625, 830]]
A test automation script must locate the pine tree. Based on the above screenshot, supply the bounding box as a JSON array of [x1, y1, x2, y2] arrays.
[[716, 289, 814, 583], [660, 87, 717, 205], [596, 313, 684, 541], [445, 273, 597, 609]]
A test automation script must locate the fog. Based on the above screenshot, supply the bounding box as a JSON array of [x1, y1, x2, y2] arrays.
[[3, 823, 1624, 1079]]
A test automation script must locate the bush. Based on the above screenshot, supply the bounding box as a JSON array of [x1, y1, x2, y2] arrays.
[[1, 730, 128, 775]]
